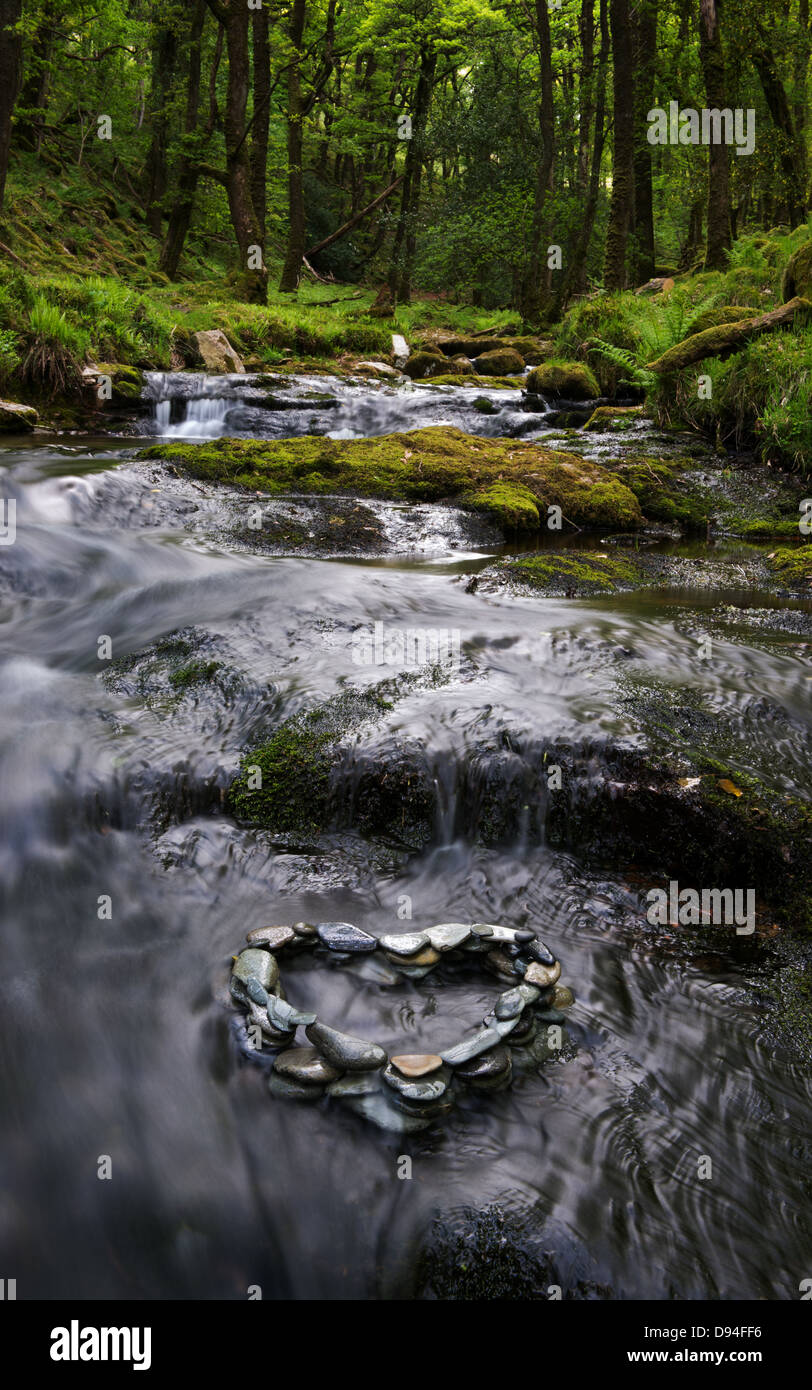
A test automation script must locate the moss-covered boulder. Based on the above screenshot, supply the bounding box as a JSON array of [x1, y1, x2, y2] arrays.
[[525, 361, 600, 400], [475, 347, 525, 375], [95, 362, 145, 406], [437, 337, 508, 357], [767, 545, 812, 589], [140, 425, 643, 532], [781, 240, 812, 301], [503, 336, 553, 362], [583, 405, 645, 432], [0, 400, 38, 431], [496, 550, 643, 594], [403, 350, 446, 380]]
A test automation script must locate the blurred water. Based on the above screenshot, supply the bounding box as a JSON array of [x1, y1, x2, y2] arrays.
[[0, 407, 810, 1300]]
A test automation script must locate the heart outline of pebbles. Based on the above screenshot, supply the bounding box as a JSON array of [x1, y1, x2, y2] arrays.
[[229, 920, 571, 1132]]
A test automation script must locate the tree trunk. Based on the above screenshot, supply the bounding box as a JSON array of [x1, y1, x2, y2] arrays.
[[159, 0, 208, 280], [15, 0, 55, 153], [0, 0, 22, 216], [631, 0, 657, 283], [209, 0, 267, 300], [145, 9, 181, 237], [751, 20, 807, 227], [279, 0, 307, 293], [387, 47, 435, 304], [250, 3, 270, 243], [604, 0, 635, 289], [698, 0, 732, 269], [518, 0, 556, 323], [553, 0, 610, 314]]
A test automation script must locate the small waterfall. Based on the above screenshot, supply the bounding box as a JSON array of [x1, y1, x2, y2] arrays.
[[152, 394, 232, 439]]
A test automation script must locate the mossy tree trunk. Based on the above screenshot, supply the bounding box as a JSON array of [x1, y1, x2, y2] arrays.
[[15, 0, 55, 154], [751, 20, 808, 227], [0, 0, 22, 216], [603, 0, 635, 290], [279, 0, 307, 292], [698, 0, 732, 270]]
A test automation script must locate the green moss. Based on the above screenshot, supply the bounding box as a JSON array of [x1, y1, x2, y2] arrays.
[[465, 482, 540, 530], [583, 405, 645, 432], [613, 454, 711, 529], [498, 549, 641, 593], [141, 426, 643, 531], [425, 374, 521, 388], [474, 348, 525, 375], [766, 545, 812, 587], [96, 361, 144, 404], [403, 350, 445, 380], [682, 305, 756, 337], [781, 239, 812, 300], [168, 659, 222, 690], [525, 360, 600, 399]]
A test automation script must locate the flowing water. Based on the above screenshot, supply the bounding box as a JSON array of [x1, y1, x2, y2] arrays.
[[1, 373, 810, 1300]]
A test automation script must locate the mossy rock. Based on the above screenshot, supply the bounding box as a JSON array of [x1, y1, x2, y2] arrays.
[[782, 240, 812, 301], [496, 550, 643, 595], [503, 336, 553, 362], [95, 362, 145, 405], [0, 400, 38, 431], [403, 350, 446, 380], [767, 545, 812, 589], [140, 425, 643, 532], [525, 361, 600, 400], [475, 348, 525, 375], [426, 374, 521, 389], [683, 305, 756, 338], [436, 337, 508, 357], [583, 405, 645, 432]]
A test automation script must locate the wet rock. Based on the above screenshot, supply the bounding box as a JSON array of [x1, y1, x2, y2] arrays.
[[400, 944, 441, 966], [293, 921, 318, 937], [494, 983, 540, 1019], [316, 921, 377, 952], [441, 1025, 503, 1066], [525, 362, 599, 399], [527, 938, 556, 966], [482, 1012, 522, 1038], [379, 931, 430, 956], [344, 1092, 432, 1132], [268, 1072, 324, 1102], [326, 1072, 380, 1099], [0, 400, 38, 432], [274, 1047, 342, 1085], [305, 1019, 387, 1071], [382, 1064, 449, 1101], [456, 1045, 512, 1080], [426, 924, 472, 952], [524, 960, 562, 988], [388, 1092, 454, 1120], [232, 948, 278, 993], [485, 948, 524, 980], [475, 348, 525, 376], [246, 925, 296, 950], [390, 1054, 444, 1078], [403, 350, 445, 380], [266, 995, 317, 1030], [389, 961, 436, 979], [552, 985, 575, 1009]]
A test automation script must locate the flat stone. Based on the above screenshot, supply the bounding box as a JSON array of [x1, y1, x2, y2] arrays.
[[266, 994, 317, 1031], [383, 1064, 448, 1101], [268, 1072, 324, 1102], [274, 1047, 342, 1085], [316, 921, 377, 953], [378, 931, 430, 957], [244, 975, 269, 1007], [246, 925, 296, 950], [472, 923, 521, 942], [232, 948, 276, 991], [292, 921, 318, 937], [305, 1019, 387, 1071], [527, 938, 556, 966], [390, 1053, 444, 1078], [403, 945, 441, 966], [441, 1026, 503, 1067], [483, 1012, 522, 1038], [388, 1092, 454, 1120], [537, 1007, 566, 1024], [425, 924, 472, 952], [524, 959, 562, 988], [471, 923, 495, 937], [247, 1002, 295, 1048], [326, 1072, 380, 1098]]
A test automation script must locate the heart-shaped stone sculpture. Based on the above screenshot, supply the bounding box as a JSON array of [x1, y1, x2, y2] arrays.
[[229, 921, 572, 1132]]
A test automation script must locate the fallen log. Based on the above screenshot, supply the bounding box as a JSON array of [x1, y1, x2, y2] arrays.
[[304, 176, 403, 260], [647, 296, 812, 374]]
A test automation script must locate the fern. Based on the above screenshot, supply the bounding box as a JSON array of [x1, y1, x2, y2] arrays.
[[588, 338, 656, 392]]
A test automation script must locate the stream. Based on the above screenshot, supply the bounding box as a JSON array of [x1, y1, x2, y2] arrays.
[[0, 370, 810, 1300]]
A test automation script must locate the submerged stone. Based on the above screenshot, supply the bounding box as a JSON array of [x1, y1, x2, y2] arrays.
[[326, 1072, 380, 1099], [266, 994, 317, 1031], [274, 1047, 342, 1085], [268, 1072, 324, 1103], [344, 1092, 432, 1133], [382, 1064, 448, 1102], [456, 1045, 512, 1080]]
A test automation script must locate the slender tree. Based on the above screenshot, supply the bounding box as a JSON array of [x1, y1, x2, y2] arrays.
[[604, 0, 635, 289]]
